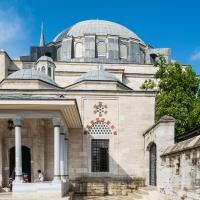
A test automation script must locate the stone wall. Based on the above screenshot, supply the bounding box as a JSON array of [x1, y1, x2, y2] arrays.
[[69, 177, 144, 195], [67, 92, 155, 180], [144, 116, 200, 200], [159, 135, 200, 200], [144, 115, 175, 186]]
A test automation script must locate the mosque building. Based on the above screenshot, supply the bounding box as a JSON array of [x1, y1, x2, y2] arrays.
[[0, 20, 199, 200]]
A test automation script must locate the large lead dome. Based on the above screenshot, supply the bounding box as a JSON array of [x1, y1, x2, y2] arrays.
[[53, 20, 144, 44], [29, 19, 170, 64]]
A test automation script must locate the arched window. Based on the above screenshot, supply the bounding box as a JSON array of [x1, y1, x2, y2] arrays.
[[57, 47, 61, 61], [120, 44, 128, 59], [88, 122, 112, 135], [149, 143, 157, 186], [140, 50, 145, 64], [150, 54, 158, 64], [97, 42, 106, 57], [75, 43, 83, 58], [48, 67, 51, 77], [41, 66, 45, 73], [45, 52, 51, 57]]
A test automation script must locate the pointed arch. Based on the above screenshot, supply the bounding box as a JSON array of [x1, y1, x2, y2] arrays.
[[149, 143, 157, 186], [84, 118, 117, 135], [75, 42, 83, 58], [88, 121, 112, 134], [120, 44, 128, 59], [97, 42, 106, 57]]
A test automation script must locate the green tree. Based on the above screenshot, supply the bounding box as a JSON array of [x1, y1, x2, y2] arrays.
[[140, 79, 156, 90], [154, 56, 200, 134]]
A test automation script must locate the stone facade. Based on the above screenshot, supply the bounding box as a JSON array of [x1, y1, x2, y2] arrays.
[[0, 19, 199, 199]]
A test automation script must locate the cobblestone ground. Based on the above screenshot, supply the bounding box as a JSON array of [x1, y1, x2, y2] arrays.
[[74, 195, 135, 200]]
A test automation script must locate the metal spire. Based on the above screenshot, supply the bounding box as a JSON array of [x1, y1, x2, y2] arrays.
[[40, 22, 45, 47]]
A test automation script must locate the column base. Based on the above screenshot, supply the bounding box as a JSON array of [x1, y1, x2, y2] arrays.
[[61, 175, 69, 182], [13, 175, 23, 183], [52, 175, 61, 183]]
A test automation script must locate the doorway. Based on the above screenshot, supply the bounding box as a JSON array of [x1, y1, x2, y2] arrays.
[[9, 146, 31, 182], [149, 143, 157, 186]]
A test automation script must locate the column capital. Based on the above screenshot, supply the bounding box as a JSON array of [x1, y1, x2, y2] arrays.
[[13, 117, 23, 127], [52, 117, 61, 127]]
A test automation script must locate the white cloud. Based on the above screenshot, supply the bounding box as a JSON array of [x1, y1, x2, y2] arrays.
[[190, 50, 200, 61], [0, 7, 31, 58]]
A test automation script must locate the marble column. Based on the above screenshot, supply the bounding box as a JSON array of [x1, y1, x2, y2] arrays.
[[52, 118, 61, 182], [60, 133, 65, 181], [13, 118, 23, 183], [64, 138, 69, 179]]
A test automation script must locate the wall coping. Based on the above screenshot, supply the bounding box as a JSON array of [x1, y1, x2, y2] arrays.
[[143, 115, 175, 137], [161, 134, 200, 157]]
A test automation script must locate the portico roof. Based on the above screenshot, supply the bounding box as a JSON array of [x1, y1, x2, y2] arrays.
[[0, 96, 82, 128]]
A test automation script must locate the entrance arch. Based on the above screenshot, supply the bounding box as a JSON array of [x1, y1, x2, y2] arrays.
[[9, 146, 31, 182], [149, 143, 157, 186]]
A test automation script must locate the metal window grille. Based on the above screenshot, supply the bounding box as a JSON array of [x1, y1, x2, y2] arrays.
[[92, 139, 109, 172]]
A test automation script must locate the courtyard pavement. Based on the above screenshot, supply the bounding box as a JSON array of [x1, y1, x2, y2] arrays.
[[0, 194, 136, 200], [0, 193, 137, 200], [74, 195, 135, 200]]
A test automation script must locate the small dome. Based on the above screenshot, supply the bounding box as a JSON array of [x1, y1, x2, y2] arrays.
[[37, 55, 53, 62], [75, 68, 119, 83], [7, 69, 57, 86], [54, 20, 144, 44]]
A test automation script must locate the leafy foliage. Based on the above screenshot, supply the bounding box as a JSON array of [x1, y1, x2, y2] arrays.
[[154, 56, 200, 134], [140, 79, 156, 90]]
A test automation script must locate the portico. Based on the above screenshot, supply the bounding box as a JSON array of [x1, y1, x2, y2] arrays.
[[0, 97, 82, 198]]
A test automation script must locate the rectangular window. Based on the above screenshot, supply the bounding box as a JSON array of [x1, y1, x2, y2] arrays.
[[91, 139, 109, 172]]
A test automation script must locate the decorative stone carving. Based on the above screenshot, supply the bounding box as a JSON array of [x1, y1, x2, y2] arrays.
[[93, 102, 108, 117], [52, 117, 61, 127], [13, 117, 22, 127]]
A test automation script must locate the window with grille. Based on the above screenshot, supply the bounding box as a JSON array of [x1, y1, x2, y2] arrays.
[[75, 42, 83, 58], [92, 139, 109, 172], [120, 44, 128, 59], [97, 42, 106, 57], [88, 122, 112, 135]]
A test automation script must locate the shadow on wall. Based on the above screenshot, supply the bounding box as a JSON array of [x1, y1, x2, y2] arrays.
[[69, 131, 145, 196]]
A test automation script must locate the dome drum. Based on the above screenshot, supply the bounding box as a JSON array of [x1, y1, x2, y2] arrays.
[[58, 34, 143, 63]]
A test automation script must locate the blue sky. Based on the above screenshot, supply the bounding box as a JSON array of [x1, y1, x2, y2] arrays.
[[0, 0, 200, 74]]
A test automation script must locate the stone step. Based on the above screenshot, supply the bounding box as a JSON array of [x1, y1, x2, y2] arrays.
[[138, 186, 158, 192], [0, 192, 71, 200], [127, 186, 160, 200], [128, 192, 144, 199], [135, 189, 149, 195]]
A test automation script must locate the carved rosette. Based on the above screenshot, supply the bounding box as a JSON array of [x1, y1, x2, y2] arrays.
[[93, 102, 108, 117]]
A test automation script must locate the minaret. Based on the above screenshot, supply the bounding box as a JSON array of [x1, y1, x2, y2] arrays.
[[40, 22, 45, 47]]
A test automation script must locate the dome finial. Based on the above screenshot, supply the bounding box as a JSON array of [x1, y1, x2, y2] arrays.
[[40, 22, 45, 47]]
